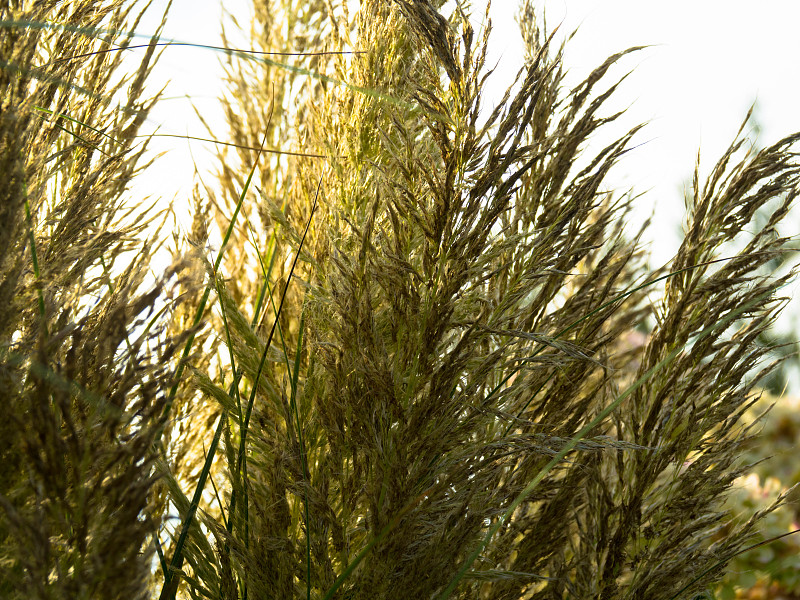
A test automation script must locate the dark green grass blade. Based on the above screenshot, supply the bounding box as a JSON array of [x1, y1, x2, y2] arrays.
[[213, 214, 279, 600], [231, 185, 322, 506], [222, 226, 279, 544], [211, 249, 243, 426], [157, 130, 270, 599], [236, 177, 321, 484], [159, 178, 321, 600], [31, 105, 113, 156], [225, 181, 321, 596], [154, 534, 168, 579], [225, 179, 322, 536], [32, 105, 117, 142], [158, 126, 270, 434], [157, 391, 233, 600], [250, 233, 278, 327], [204, 441, 229, 532]]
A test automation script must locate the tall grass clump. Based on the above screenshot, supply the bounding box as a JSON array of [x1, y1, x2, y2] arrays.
[[3, 0, 800, 598], [151, 0, 800, 598], [0, 0, 191, 598]]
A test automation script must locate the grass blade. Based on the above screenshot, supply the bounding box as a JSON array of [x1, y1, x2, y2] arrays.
[[157, 126, 272, 598]]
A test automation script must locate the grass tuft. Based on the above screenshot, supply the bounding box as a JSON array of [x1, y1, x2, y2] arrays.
[[2, 1, 800, 599]]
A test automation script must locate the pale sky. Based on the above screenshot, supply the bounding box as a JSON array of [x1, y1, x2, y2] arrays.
[[129, 0, 800, 373]]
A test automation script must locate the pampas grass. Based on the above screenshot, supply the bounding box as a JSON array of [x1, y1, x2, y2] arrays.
[[2, 0, 799, 599], [0, 1, 191, 598]]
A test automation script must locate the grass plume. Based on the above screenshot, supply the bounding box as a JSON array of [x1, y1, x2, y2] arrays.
[[2, 1, 800, 599]]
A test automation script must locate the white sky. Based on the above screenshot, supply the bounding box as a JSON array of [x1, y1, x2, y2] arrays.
[[129, 0, 800, 369]]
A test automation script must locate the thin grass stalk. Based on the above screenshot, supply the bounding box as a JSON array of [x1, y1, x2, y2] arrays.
[[224, 225, 280, 562], [224, 179, 320, 512], [160, 177, 321, 600], [0, 19, 448, 122], [242, 224, 312, 596], [225, 226, 281, 568], [236, 176, 322, 467]]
